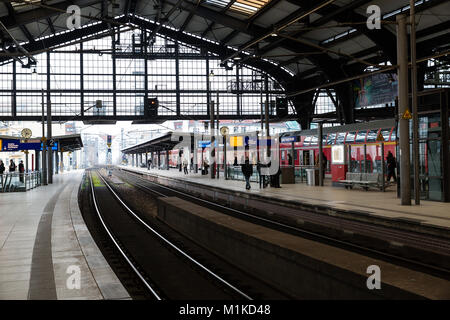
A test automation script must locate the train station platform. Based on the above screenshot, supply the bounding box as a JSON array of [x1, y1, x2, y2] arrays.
[[0, 170, 130, 300], [119, 166, 450, 235]]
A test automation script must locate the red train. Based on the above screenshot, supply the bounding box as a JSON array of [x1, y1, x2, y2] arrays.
[[279, 119, 397, 176], [163, 119, 398, 179]]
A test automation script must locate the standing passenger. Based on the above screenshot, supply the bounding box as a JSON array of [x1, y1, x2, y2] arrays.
[[386, 151, 397, 182], [0, 160, 5, 175], [19, 160, 25, 183], [9, 160, 16, 172], [241, 158, 253, 190], [183, 158, 188, 175]]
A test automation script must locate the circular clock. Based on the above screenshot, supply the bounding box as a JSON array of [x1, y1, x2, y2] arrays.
[[220, 126, 229, 136], [21, 128, 32, 139]]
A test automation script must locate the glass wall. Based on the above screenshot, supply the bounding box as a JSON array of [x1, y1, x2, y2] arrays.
[[0, 28, 286, 119]]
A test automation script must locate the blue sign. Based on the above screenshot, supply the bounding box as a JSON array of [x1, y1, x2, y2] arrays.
[[41, 142, 58, 151], [0, 139, 58, 151], [198, 140, 218, 148], [1, 139, 20, 151], [281, 136, 297, 143]]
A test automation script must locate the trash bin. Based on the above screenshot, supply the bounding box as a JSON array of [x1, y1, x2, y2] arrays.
[[306, 168, 319, 186]]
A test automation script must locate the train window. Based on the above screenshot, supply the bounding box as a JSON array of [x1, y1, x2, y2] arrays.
[[345, 131, 356, 143], [355, 130, 367, 143], [390, 129, 397, 141], [310, 136, 318, 146], [327, 133, 336, 145], [336, 132, 346, 144], [366, 129, 379, 142], [380, 128, 391, 141], [304, 136, 313, 146]]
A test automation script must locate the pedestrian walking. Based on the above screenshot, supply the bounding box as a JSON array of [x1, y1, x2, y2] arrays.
[[241, 158, 253, 190]]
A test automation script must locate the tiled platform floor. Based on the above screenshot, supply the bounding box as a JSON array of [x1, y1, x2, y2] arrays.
[[0, 170, 130, 300], [121, 165, 450, 231]]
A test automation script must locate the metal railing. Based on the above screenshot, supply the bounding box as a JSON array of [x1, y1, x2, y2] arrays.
[[0, 171, 42, 192], [227, 165, 261, 183]]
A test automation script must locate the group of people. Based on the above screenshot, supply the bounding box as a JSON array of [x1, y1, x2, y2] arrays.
[[0, 159, 25, 182]]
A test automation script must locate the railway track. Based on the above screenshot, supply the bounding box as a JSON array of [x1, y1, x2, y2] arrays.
[[114, 167, 450, 280], [87, 168, 290, 300]]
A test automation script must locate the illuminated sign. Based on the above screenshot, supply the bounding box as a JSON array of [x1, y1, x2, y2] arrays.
[[331, 145, 346, 165], [230, 136, 243, 147]]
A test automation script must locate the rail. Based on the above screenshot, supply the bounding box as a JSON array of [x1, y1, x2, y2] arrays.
[[93, 169, 252, 300]]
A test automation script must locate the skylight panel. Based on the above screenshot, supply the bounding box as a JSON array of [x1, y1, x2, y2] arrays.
[[205, 0, 272, 16]]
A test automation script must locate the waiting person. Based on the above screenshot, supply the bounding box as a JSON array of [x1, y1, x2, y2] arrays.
[[0, 160, 5, 175], [147, 159, 152, 170], [190, 157, 194, 172], [273, 164, 282, 188], [241, 157, 253, 190], [233, 156, 238, 166], [386, 151, 397, 182], [183, 158, 188, 175], [203, 159, 209, 175], [19, 160, 25, 183], [9, 159, 16, 172]]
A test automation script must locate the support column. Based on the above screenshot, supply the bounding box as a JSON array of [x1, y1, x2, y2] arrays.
[[41, 90, 47, 185], [397, 14, 411, 205], [166, 150, 169, 170], [210, 100, 215, 179], [145, 152, 148, 169], [47, 92, 53, 184], [25, 150, 29, 173], [158, 151, 161, 169], [318, 123, 323, 186], [55, 151, 59, 174], [410, 0, 420, 205], [60, 151, 64, 173], [265, 100, 270, 157], [36, 150, 40, 171]]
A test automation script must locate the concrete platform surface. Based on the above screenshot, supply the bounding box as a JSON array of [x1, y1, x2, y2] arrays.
[[120, 166, 450, 232], [0, 170, 130, 300]]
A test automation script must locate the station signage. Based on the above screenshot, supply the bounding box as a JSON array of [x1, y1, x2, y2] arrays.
[[280, 136, 297, 143], [1, 139, 20, 151], [0, 138, 58, 151], [198, 140, 218, 148]]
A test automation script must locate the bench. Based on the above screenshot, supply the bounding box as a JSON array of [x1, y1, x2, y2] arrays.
[[339, 172, 389, 191]]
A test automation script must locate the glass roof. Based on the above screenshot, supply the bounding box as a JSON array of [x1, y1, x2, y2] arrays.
[[205, 0, 272, 16]]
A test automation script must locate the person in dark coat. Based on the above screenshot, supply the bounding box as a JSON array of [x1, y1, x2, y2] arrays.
[[273, 165, 282, 188], [9, 159, 16, 172], [19, 160, 25, 183], [241, 158, 253, 190], [0, 160, 5, 175], [386, 151, 397, 182]]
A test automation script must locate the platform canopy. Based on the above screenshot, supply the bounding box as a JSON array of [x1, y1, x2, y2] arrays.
[[121, 132, 183, 154], [53, 134, 84, 152]]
